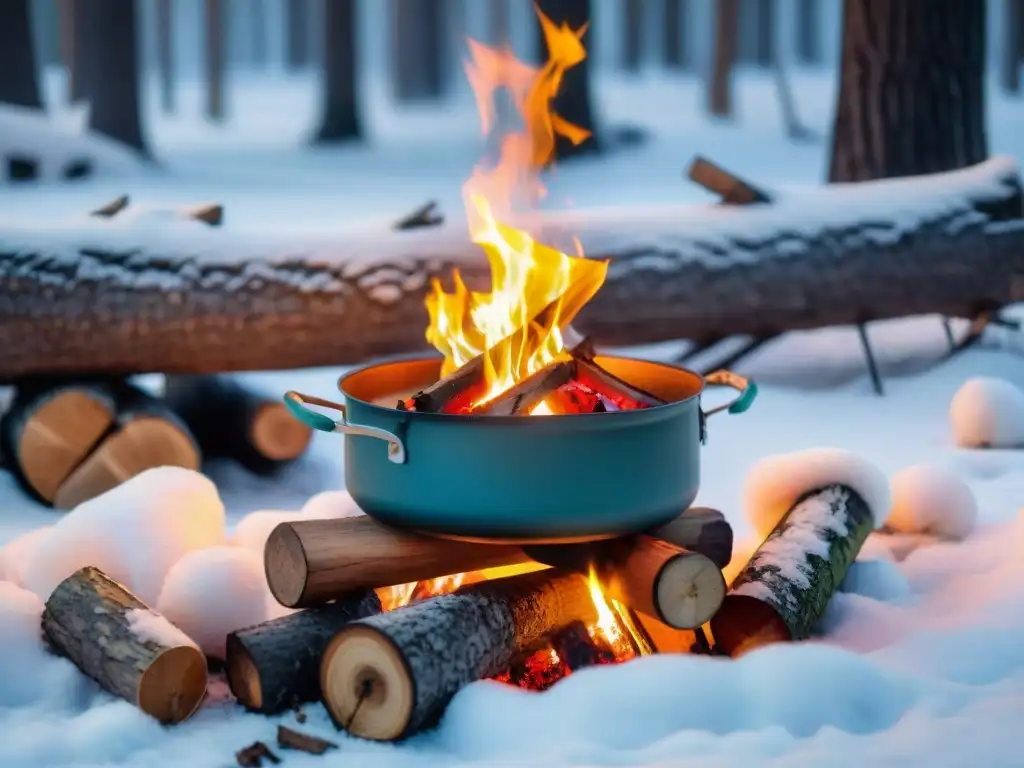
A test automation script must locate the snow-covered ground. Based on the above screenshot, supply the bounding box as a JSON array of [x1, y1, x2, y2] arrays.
[[1, 67, 1023, 767]]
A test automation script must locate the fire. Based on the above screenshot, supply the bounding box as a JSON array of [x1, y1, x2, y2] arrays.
[[424, 5, 608, 408]]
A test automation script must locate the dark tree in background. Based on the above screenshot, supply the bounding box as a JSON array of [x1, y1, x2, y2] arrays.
[[795, 0, 820, 64], [663, 0, 689, 69], [621, 0, 643, 72], [829, 0, 988, 182], [535, 0, 600, 161], [156, 0, 175, 113], [205, 0, 226, 121], [86, 0, 149, 156], [391, 0, 446, 101], [707, 0, 739, 117], [287, 0, 311, 71], [752, 0, 775, 67], [1000, 0, 1023, 93], [314, 0, 361, 142], [58, 0, 93, 104], [0, 0, 42, 109]]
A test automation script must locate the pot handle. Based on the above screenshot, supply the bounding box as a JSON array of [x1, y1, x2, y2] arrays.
[[283, 391, 407, 464], [702, 370, 758, 418]]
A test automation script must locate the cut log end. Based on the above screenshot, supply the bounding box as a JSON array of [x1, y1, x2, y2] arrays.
[[651, 549, 726, 629], [321, 626, 413, 742], [710, 594, 790, 656], [138, 645, 209, 723], [264, 523, 310, 608], [249, 402, 313, 461], [224, 636, 264, 710]]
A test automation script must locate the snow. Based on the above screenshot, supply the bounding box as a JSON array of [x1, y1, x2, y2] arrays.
[[0, 65, 1023, 767], [125, 608, 199, 651], [949, 376, 1024, 448], [743, 448, 892, 540], [886, 464, 979, 541]]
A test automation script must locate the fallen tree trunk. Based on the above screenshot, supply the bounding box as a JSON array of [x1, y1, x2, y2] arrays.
[[1, 157, 1022, 379]]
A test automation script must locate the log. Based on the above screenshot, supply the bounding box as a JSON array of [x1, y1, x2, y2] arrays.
[[224, 590, 382, 714], [710, 484, 874, 657], [320, 568, 597, 740], [264, 507, 732, 608], [41, 566, 208, 724], [163, 375, 312, 476], [687, 155, 773, 204], [0, 380, 119, 504], [3, 157, 1020, 380], [572, 355, 666, 409], [276, 725, 337, 755], [52, 383, 201, 510], [471, 359, 576, 415], [551, 619, 617, 671]]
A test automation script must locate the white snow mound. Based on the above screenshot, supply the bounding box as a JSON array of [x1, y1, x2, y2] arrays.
[[21, 467, 226, 603], [0, 526, 52, 587], [840, 559, 913, 603], [156, 546, 267, 659], [887, 464, 978, 541], [744, 448, 891, 540], [231, 491, 362, 553], [301, 489, 364, 519], [949, 376, 1024, 449]]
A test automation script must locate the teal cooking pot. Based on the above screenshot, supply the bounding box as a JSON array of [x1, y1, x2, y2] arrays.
[[284, 355, 756, 544]]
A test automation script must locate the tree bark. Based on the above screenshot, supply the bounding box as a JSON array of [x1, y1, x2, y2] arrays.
[[286, 0, 311, 71], [0, 158, 1021, 380], [535, 0, 601, 160], [1001, 0, 1023, 94], [707, 0, 739, 117], [204, 0, 226, 122], [622, 0, 644, 72], [0, 0, 42, 109], [313, 0, 361, 142], [795, 0, 819, 64], [156, 0, 175, 113], [390, 0, 445, 102], [663, 0, 688, 69], [829, 0, 989, 182]]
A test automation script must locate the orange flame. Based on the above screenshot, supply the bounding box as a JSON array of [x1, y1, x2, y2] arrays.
[[424, 5, 608, 408]]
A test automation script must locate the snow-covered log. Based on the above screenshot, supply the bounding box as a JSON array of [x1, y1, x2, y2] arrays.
[[0, 157, 1022, 378]]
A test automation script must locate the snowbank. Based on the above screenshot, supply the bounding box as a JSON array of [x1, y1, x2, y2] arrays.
[[886, 464, 978, 541], [743, 448, 891, 540], [841, 559, 913, 603], [0, 526, 52, 587], [949, 377, 1024, 449], [229, 490, 362, 553]]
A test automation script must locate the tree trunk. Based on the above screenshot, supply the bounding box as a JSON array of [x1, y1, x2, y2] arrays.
[[250, 0, 268, 69], [86, 0, 150, 156], [204, 0, 225, 122], [390, 0, 445, 102], [753, 0, 775, 68], [663, 0, 688, 69], [707, 0, 739, 117], [313, 0, 361, 142], [63, 0, 92, 103], [156, 0, 174, 113], [0, 0, 42, 109], [622, 0, 644, 72], [828, 0, 988, 182], [1001, 0, 1023, 93], [286, 0, 310, 71], [795, 0, 819, 64], [57, 0, 75, 101], [535, 0, 601, 160]]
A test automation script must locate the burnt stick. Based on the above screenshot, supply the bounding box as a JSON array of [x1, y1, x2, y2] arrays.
[[571, 355, 667, 408], [471, 359, 576, 416]]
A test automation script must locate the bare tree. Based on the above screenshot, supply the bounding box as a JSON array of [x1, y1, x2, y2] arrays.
[[0, 0, 42, 109], [1000, 0, 1023, 93], [622, 0, 644, 72], [57, 0, 91, 104], [86, 0, 149, 156], [156, 0, 174, 113], [795, 0, 820, 64], [205, 0, 225, 122], [753, 0, 774, 67], [314, 0, 361, 142], [663, 0, 689, 69], [286, 0, 311, 71], [391, 0, 446, 101], [829, 0, 987, 182], [251, 0, 268, 69], [707, 0, 739, 117]]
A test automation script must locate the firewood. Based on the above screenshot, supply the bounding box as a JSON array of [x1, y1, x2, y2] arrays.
[[571, 355, 667, 409], [632, 612, 699, 654], [686, 155, 772, 204], [276, 725, 338, 755], [320, 569, 597, 741], [0, 380, 119, 504], [163, 375, 312, 476], [52, 383, 201, 510], [225, 590, 382, 714], [471, 359, 576, 415], [710, 484, 874, 657], [265, 508, 732, 608], [41, 566, 207, 724], [235, 741, 280, 767], [551, 620, 617, 671]]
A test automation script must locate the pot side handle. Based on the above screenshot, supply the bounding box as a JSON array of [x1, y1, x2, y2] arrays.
[[702, 370, 758, 418], [283, 391, 407, 464]]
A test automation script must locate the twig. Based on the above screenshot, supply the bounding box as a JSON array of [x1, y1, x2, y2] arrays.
[[90, 195, 129, 218], [393, 200, 444, 231], [277, 725, 338, 755]]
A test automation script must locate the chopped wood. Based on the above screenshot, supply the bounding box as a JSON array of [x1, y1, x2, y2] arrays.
[[163, 375, 312, 476], [185, 203, 223, 227], [41, 566, 207, 724], [235, 741, 280, 767], [571, 355, 667, 409], [265, 507, 732, 608], [320, 569, 597, 741], [393, 200, 444, 231], [710, 484, 874, 657], [471, 359, 576, 416], [551, 620, 617, 672], [225, 591, 382, 714], [686, 155, 772, 204], [632, 611, 699, 654], [90, 194, 130, 218], [52, 383, 201, 510], [276, 725, 337, 755]]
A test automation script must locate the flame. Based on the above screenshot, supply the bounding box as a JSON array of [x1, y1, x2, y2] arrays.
[[424, 6, 608, 408]]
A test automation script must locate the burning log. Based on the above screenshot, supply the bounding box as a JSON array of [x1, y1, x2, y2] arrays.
[[551, 620, 617, 671], [320, 569, 597, 741], [471, 359, 576, 415], [224, 590, 382, 714], [41, 566, 208, 724], [163, 375, 313, 476], [264, 507, 732, 608], [571, 355, 666, 409], [50, 383, 201, 510], [710, 485, 874, 657]]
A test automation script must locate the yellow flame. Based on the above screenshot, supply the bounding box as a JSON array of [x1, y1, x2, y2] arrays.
[[587, 566, 624, 647]]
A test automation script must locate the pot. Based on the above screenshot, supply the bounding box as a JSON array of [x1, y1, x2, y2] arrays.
[[284, 355, 756, 544]]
